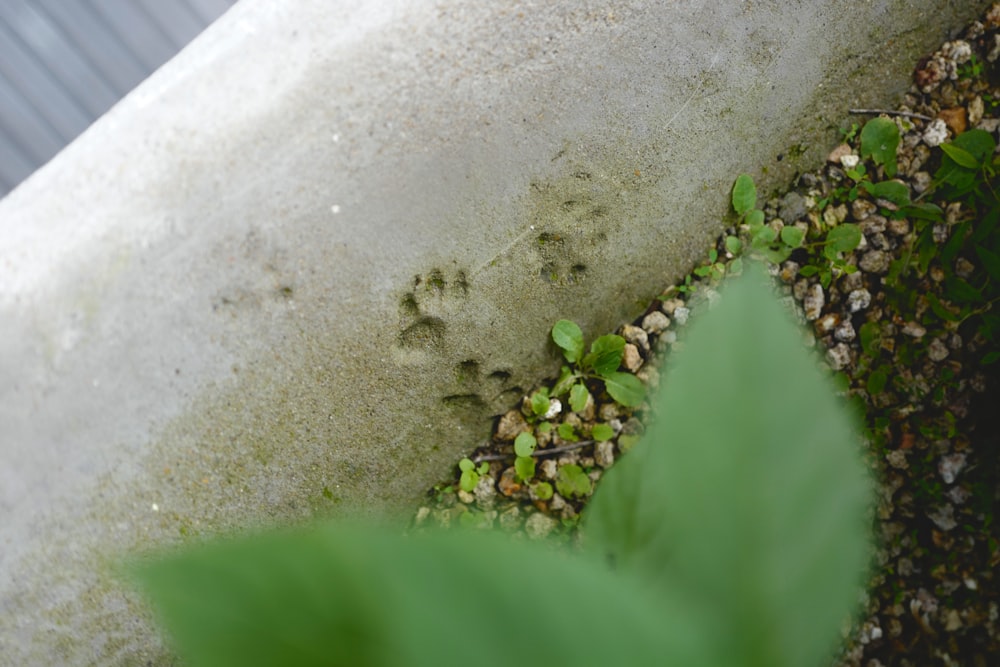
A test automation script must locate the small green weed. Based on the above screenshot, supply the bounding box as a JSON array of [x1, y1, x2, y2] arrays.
[[549, 320, 646, 408], [458, 458, 490, 492], [513, 432, 537, 482], [732, 174, 864, 286]]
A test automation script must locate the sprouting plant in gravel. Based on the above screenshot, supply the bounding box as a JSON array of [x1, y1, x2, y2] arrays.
[[851, 118, 1000, 364], [859, 117, 900, 177], [130, 267, 872, 667], [549, 319, 646, 408], [555, 463, 592, 498], [513, 432, 537, 482], [458, 457, 490, 492], [733, 174, 864, 286]]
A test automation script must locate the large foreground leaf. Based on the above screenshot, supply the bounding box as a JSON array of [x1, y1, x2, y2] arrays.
[[132, 521, 716, 667], [585, 266, 872, 667]]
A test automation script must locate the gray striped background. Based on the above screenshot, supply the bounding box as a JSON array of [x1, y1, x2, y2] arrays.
[[0, 0, 238, 199]]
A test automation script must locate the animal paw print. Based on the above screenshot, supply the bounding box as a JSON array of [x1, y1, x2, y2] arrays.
[[395, 268, 470, 356]]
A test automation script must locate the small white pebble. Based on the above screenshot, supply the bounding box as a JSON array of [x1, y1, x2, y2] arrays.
[[886, 449, 909, 470], [673, 306, 690, 326], [840, 154, 860, 169], [825, 343, 851, 371], [803, 284, 825, 321], [927, 338, 949, 362], [595, 441, 615, 468], [901, 321, 926, 338], [835, 320, 856, 342], [923, 119, 949, 147], [543, 398, 562, 420], [848, 289, 872, 313], [939, 453, 967, 484]]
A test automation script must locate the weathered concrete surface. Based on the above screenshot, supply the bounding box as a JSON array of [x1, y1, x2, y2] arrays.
[[0, 0, 989, 662]]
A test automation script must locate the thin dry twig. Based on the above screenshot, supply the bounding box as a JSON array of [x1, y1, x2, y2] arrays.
[[849, 108, 934, 122], [472, 439, 597, 463]]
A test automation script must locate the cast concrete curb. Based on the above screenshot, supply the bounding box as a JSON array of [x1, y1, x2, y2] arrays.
[[0, 0, 988, 662]]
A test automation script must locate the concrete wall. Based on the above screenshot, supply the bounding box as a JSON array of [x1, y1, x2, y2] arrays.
[[0, 0, 989, 662]]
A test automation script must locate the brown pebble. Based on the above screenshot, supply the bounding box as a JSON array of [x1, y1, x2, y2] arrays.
[[495, 410, 528, 441], [497, 467, 522, 497], [938, 107, 967, 135], [828, 143, 854, 164]]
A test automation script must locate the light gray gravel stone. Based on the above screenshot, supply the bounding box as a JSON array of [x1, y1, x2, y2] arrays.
[[622, 343, 643, 371], [927, 338, 950, 361], [779, 191, 808, 223], [927, 504, 957, 531], [859, 249, 891, 274], [496, 410, 528, 440], [803, 284, 825, 320], [621, 324, 650, 352], [641, 310, 671, 335], [498, 506, 522, 531], [474, 473, 497, 508], [826, 342, 852, 370], [595, 440, 615, 468], [835, 320, 857, 342], [848, 288, 872, 312], [939, 452, 967, 484]]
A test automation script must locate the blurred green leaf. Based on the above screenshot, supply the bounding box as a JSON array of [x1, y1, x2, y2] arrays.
[[732, 174, 757, 216], [867, 368, 888, 396], [569, 383, 590, 413], [552, 320, 585, 364], [860, 117, 900, 176], [591, 423, 615, 442], [584, 335, 626, 376], [976, 244, 1000, 282], [940, 142, 980, 169], [780, 226, 805, 248], [530, 388, 550, 417], [132, 523, 712, 667], [515, 455, 536, 482], [557, 422, 579, 442], [725, 236, 743, 255], [870, 181, 911, 207], [585, 265, 871, 667], [514, 432, 537, 457], [556, 464, 592, 498], [826, 224, 862, 253], [602, 371, 646, 407], [859, 322, 881, 357]]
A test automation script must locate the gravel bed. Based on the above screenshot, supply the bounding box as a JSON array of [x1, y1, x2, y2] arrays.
[[414, 7, 1000, 666]]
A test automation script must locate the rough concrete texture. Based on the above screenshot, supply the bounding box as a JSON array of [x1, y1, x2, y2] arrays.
[[0, 0, 990, 662]]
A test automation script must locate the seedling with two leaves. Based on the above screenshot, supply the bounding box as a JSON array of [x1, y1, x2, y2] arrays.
[[548, 320, 646, 409]]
